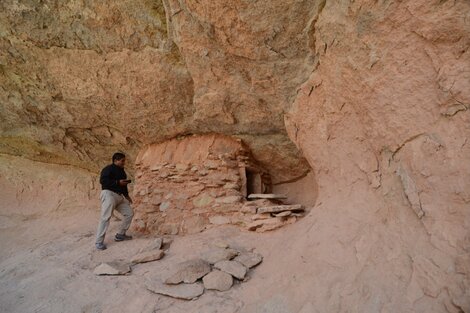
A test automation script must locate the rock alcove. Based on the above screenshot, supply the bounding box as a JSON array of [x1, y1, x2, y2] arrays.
[[132, 134, 309, 235]]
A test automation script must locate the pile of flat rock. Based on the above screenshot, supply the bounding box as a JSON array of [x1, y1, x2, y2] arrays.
[[145, 244, 263, 300], [93, 237, 171, 276], [243, 194, 305, 232]]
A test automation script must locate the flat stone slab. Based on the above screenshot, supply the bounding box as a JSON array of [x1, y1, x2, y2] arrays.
[[257, 204, 304, 214], [165, 259, 211, 284], [247, 218, 283, 231], [201, 248, 239, 264], [131, 249, 164, 264], [203, 270, 233, 291], [248, 194, 287, 200], [234, 252, 263, 269], [94, 262, 131, 275], [214, 260, 247, 280], [146, 280, 204, 300], [251, 213, 272, 221], [273, 211, 292, 217]]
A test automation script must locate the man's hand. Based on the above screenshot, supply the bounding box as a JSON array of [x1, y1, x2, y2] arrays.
[[119, 179, 130, 186]]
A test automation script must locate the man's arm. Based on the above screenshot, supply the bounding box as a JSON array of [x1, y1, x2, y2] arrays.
[[100, 166, 119, 189], [123, 179, 132, 203]]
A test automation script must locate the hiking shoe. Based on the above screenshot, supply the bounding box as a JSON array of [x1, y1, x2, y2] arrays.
[[115, 233, 133, 241], [95, 242, 107, 250]]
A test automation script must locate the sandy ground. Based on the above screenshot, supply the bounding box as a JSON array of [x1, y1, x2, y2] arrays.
[[0, 208, 281, 313]]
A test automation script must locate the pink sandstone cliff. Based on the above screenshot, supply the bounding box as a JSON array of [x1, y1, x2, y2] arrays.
[[0, 0, 469, 312]]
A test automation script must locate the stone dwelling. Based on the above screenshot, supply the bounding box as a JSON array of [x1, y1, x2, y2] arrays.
[[132, 134, 280, 235]]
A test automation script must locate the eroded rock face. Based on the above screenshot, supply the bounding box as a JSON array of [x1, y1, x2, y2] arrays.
[[0, 0, 314, 183], [0, 0, 469, 312], [0, 0, 193, 172], [283, 0, 470, 311]]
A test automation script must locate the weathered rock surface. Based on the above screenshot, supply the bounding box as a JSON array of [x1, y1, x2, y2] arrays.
[[281, 0, 470, 311], [131, 249, 164, 264], [146, 280, 204, 300], [1, 0, 469, 312], [165, 259, 211, 285], [201, 248, 239, 265], [214, 260, 247, 280], [93, 262, 131, 276], [202, 270, 233, 292], [0, 0, 311, 183]]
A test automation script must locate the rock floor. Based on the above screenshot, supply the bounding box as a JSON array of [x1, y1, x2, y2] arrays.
[[0, 210, 273, 313]]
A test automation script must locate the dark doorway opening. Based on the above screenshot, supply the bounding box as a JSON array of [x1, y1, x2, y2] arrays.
[[245, 168, 263, 196]]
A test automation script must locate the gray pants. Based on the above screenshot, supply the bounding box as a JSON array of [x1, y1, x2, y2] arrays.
[[96, 190, 134, 244]]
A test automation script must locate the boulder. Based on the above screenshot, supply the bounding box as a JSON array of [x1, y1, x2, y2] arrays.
[[93, 262, 131, 276], [131, 249, 164, 264], [214, 260, 247, 280], [203, 270, 233, 291], [257, 204, 304, 214], [202, 248, 239, 264], [234, 252, 263, 269], [146, 280, 204, 300], [165, 259, 211, 284]]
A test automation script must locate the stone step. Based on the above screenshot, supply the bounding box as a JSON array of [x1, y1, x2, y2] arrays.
[[247, 193, 287, 200], [257, 204, 304, 214]]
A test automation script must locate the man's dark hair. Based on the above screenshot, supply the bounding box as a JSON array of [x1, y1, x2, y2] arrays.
[[112, 152, 126, 162]]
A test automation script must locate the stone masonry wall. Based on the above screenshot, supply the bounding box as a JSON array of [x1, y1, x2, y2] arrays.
[[132, 134, 268, 235]]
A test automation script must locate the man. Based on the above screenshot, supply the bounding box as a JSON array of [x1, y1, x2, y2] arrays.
[[95, 152, 134, 250]]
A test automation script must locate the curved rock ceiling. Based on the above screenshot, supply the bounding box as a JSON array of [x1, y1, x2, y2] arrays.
[[0, 0, 325, 183]]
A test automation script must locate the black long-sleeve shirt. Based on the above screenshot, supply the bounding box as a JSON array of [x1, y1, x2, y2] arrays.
[[100, 164, 129, 196]]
